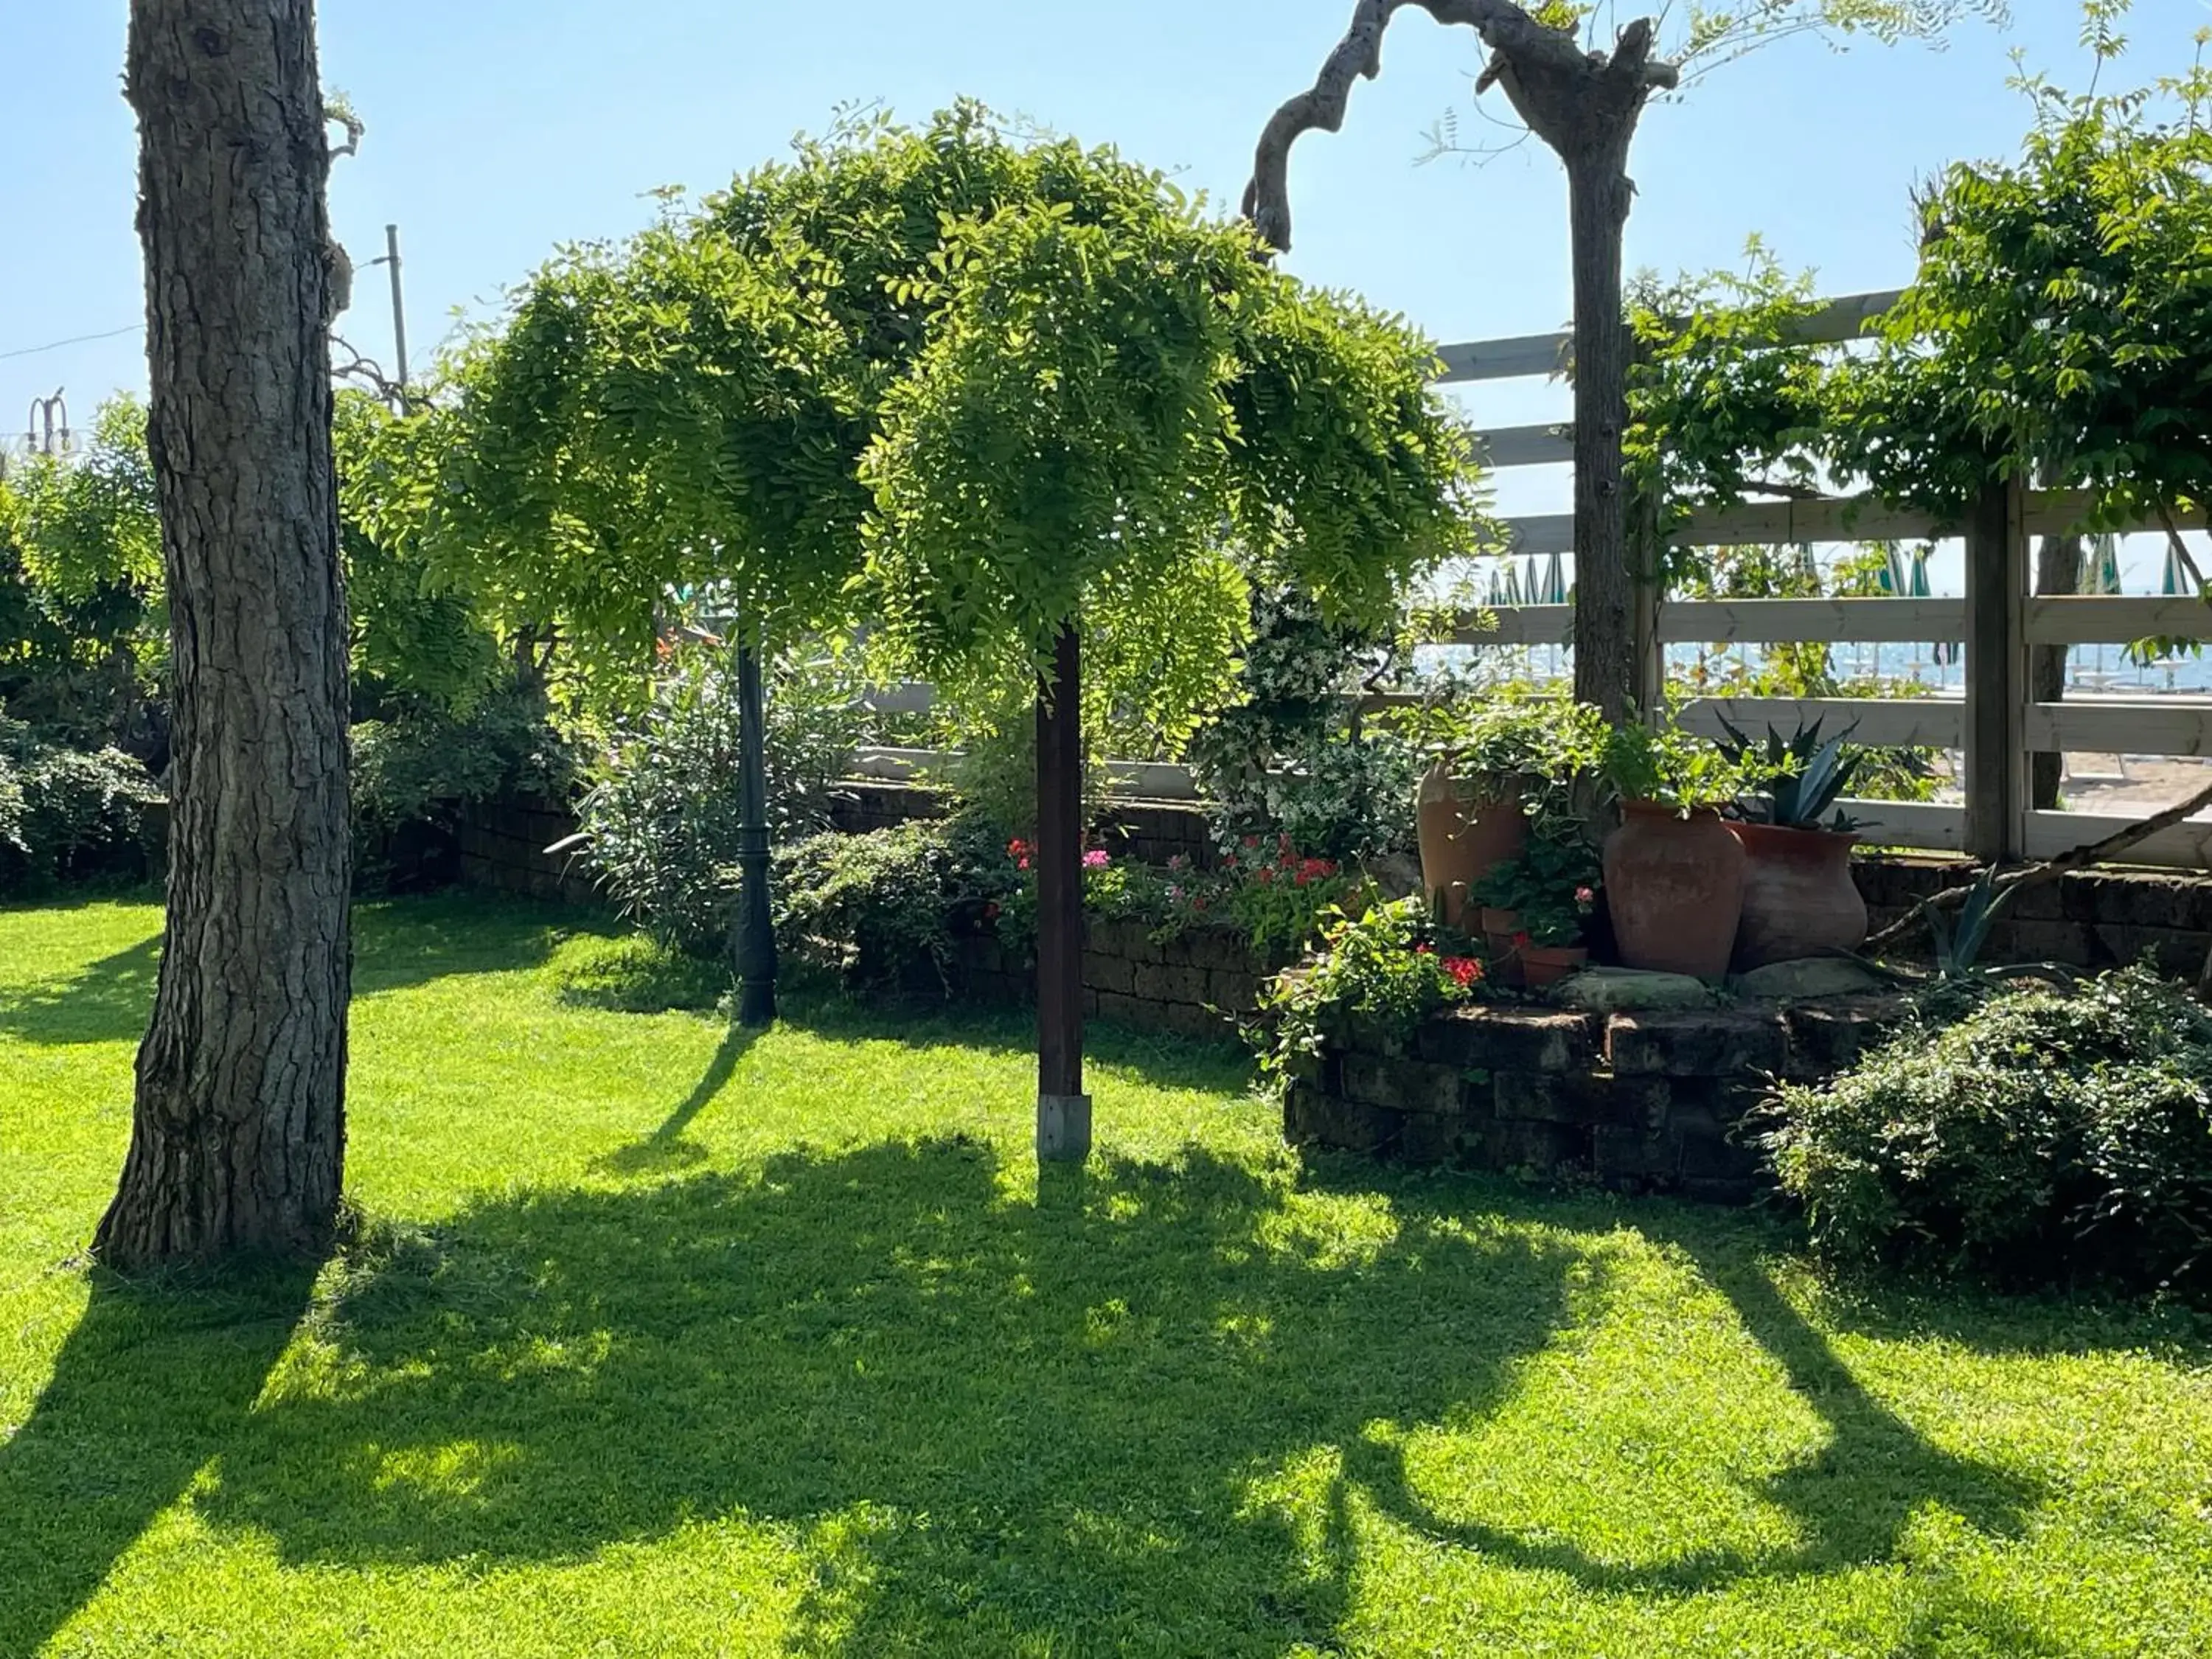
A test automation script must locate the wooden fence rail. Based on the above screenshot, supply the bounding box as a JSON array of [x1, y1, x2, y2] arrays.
[[852, 291, 2212, 870]]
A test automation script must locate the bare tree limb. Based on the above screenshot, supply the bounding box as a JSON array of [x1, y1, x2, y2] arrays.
[[1242, 0, 1678, 251], [1864, 775, 2212, 955]]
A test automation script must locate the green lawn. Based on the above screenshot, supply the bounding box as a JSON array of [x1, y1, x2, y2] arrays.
[[2, 894, 2208, 1658]]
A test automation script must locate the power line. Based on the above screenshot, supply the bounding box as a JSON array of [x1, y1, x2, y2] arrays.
[[0, 324, 143, 363]]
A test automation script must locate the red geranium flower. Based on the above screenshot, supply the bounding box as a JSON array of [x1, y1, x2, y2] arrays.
[[1441, 956, 1483, 989]]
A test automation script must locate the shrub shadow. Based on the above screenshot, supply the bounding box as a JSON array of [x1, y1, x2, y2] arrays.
[[196, 1138, 1576, 1655]]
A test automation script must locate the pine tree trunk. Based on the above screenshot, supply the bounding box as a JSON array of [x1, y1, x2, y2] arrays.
[[2030, 534, 2081, 810], [1565, 147, 1638, 726], [95, 0, 352, 1270]]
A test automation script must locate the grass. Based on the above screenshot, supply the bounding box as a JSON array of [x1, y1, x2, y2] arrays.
[[2, 892, 2210, 1658]]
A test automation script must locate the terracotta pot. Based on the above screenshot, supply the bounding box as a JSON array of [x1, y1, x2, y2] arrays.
[[1478, 906, 1522, 936], [1416, 764, 1528, 931], [1728, 821, 1868, 971], [1601, 802, 1747, 978], [1521, 943, 1587, 988]]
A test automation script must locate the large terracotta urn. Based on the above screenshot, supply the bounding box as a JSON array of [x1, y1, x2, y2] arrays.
[[1601, 802, 1746, 978], [1728, 821, 1867, 971], [1416, 763, 1528, 931]]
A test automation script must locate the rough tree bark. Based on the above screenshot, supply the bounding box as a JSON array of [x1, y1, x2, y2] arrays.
[[95, 0, 352, 1269], [1247, 1, 1677, 724], [2030, 533, 2080, 810]]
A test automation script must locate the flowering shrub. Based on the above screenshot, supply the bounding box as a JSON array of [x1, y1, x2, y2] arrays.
[[1256, 896, 1488, 1085]]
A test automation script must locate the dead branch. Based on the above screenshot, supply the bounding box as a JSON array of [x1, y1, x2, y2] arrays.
[[1243, 1, 1678, 251], [1863, 774, 2212, 954], [330, 336, 403, 406]]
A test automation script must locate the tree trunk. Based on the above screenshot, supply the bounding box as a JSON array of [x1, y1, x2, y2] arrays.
[[1034, 622, 1091, 1163], [96, 0, 352, 1270], [1566, 146, 1638, 725], [2030, 533, 2081, 810], [730, 632, 777, 1028]]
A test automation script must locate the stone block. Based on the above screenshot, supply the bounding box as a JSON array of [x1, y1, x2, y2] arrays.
[[1593, 1124, 1674, 1187], [1208, 970, 1260, 1013], [1674, 1126, 1763, 1185], [1085, 951, 1135, 996], [1607, 1010, 1787, 1080], [1996, 919, 2096, 968], [1733, 959, 1884, 1001], [1781, 995, 1905, 1080], [1096, 990, 1145, 1028], [1481, 1119, 1593, 1178], [1284, 1088, 1405, 1155], [1399, 1111, 1476, 1166], [1556, 968, 1717, 1013], [1343, 1052, 1464, 1116], [1416, 1008, 1599, 1074], [1493, 1070, 1621, 1126], [1145, 961, 1211, 1007], [1081, 987, 1101, 1018]]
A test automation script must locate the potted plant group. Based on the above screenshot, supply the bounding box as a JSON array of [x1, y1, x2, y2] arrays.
[[1473, 827, 1601, 989], [1715, 717, 1870, 970], [1599, 722, 1750, 979], [1411, 697, 1604, 931]]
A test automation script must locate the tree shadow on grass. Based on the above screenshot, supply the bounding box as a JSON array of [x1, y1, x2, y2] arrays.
[[591, 1021, 762, 1175], [0, 1261, 317, 1659], [0, 892, 582, 1048], [779, 991, 1256, 1099], [195, 1138, 1578, 1655], [1312, 1175, 2044, 1600]]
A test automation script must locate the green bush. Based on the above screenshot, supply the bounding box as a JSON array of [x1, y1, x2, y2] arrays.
[[1764, 966, 2212, 1298], [773, 816, 1019, 992], [0, 720, 163, 895], [577, 647, 871, 953], [1257, 896, 1487, 1085]]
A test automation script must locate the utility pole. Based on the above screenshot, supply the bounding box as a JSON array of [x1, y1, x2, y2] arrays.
[[367, 223, 408, 409]]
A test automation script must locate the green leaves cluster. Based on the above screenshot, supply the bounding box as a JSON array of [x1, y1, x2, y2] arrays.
[[1628, 10, 2211, 547], [376, 103, 1484, 737]]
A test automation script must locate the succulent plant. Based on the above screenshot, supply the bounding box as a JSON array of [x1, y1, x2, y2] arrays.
[[1717, 716, 1866, 832]]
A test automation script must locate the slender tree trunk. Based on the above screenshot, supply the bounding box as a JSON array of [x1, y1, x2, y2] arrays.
[[96, 0, 352, 1270], [2030, 533, 2080, 810], [731, 631, 777, 1028], [1034, 622, 1090, 1164], [1565, 146, 1638, 724]]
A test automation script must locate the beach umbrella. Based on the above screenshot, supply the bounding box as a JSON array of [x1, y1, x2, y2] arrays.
[[1539, 550, 1568, 605], [2083, 535, 2124, 596], [2163, 542, 2191, 597]]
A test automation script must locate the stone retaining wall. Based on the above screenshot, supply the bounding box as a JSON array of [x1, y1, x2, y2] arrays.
[[1284, 995, 1905, 1201], [1858, 855, 2212, 976], [956, 917, 1279, 1042], [451, 797, 602, 907]]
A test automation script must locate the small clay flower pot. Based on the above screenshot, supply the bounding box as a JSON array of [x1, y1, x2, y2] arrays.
[[1479, 907, 1526, 987], [1520, 943, 1588, 988]]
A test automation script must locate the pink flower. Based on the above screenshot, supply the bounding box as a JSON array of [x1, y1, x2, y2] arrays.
[[1082, 849, 1110, 870], [1574, 886, 1596, 905], [1414, 943, 1434, 956], [983, 901, 1001, 921]]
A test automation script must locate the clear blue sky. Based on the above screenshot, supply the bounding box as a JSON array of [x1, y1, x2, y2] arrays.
[[4, 0, 2208, 518]]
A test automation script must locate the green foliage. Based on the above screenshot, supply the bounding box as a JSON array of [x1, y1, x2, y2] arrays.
[[1766, 965, 2212, 1297], [1186, 589, 1425, 864], [1715, 717, 1867, 830], [352, 681, 578, 830], [1833, 15, 2212, 527], [0, 720, 161, 896], [1256, 895, 1486, 1084], [0, 403, 165, 749], [380, 103, 1484, 742], [1072, 838, 1367, 964], [773, 815, 1019, 992], [1474, 830, 1601, 947], [573, 646, 871, 953], [1600, 719, 1749, 811]]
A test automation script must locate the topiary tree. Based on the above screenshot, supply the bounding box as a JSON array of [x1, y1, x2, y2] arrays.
[[1247, 0, 2006, 723], [378, 105, 1484, 1158]]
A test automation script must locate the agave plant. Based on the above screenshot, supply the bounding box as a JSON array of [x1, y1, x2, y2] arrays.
[[1716, 716, 1866, 832]]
